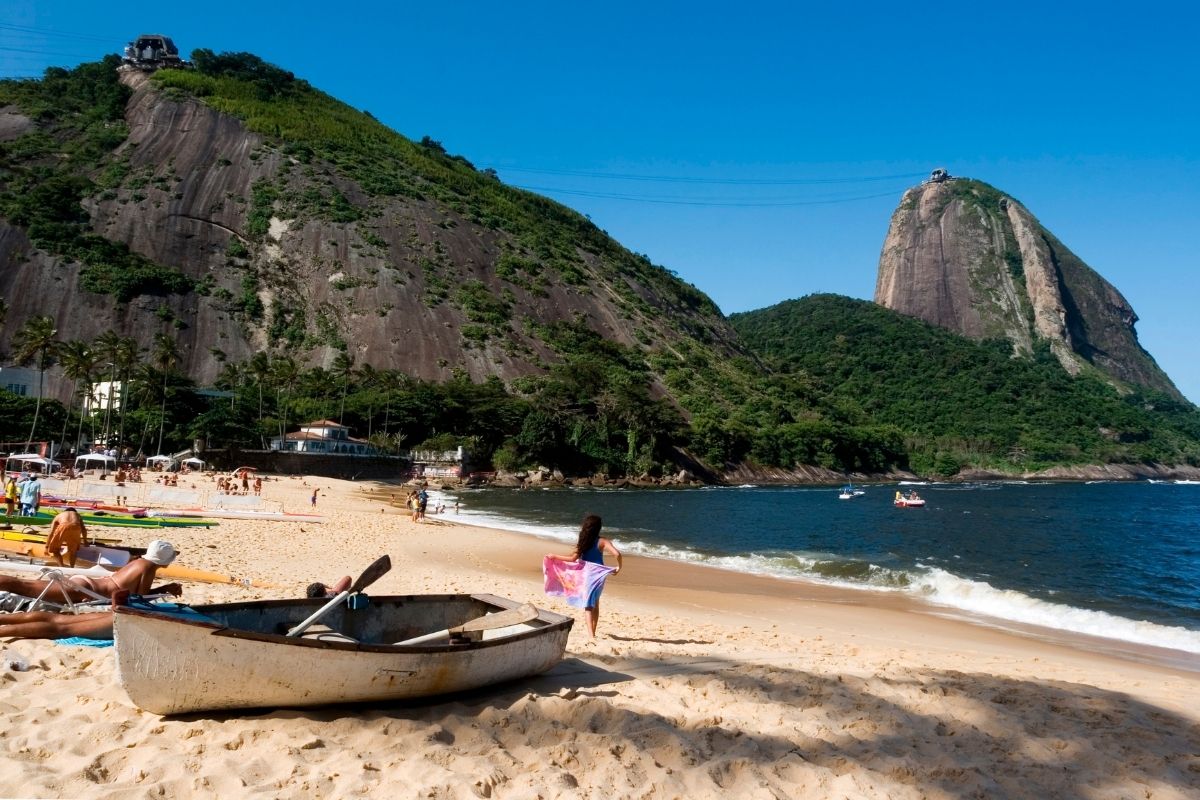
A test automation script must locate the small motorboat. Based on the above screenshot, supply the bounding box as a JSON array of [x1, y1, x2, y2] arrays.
[[113, 590, 573, 714], [894, 490, 926, 508], [838, 484, 866, 500]]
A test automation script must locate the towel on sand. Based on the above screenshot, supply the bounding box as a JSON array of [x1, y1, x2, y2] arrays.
[[543, 557, 616, 609]]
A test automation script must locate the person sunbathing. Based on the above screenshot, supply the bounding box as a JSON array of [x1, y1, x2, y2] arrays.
[[0, 609, 115, 641], [0, 540, 182, 604]]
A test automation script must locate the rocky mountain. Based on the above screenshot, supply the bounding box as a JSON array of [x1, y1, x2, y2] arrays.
[[0, 55, 739, 398], [874, 174, 1181, 399]]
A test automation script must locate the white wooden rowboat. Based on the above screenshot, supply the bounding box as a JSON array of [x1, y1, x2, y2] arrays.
[[113, 593, 572, 714]]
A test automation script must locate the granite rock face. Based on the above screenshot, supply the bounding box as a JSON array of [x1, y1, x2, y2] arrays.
[[0, 70, 739, 398], [875, 178, 1180, 398]]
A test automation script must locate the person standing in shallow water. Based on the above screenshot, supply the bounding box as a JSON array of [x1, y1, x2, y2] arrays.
[[545, 513, 623, 639]]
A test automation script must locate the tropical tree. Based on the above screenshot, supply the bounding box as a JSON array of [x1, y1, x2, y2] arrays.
[[247, 351, 271, 446], [151, 333, 181, 456], [331, 351, 355, 424], [12, 315, 59, 449], [113, 336, 141, 449], [57, 339, 98, 455], [269, 355, 299, 446], [92, 330, 122, 445]]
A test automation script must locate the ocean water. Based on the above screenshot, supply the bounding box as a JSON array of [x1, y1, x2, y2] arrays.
[[433, 481, 1200, 656]]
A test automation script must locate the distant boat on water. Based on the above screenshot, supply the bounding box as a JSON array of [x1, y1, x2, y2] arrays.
[[894, 490, 926, 508], [838, 483, 866, 500]]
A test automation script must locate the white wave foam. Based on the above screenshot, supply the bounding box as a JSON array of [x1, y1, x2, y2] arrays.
[[436, 495, 1200, 655], [907, 568, 1200, 654]]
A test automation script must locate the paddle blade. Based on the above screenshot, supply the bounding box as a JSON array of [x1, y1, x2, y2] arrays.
[[351, 555, 391, 593], [451, 603, 539, 635]]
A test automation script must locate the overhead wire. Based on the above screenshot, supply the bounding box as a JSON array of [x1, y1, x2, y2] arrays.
[[513, 184, 908, 208], [500, 166, 926, 186], [0, 22, 117, 44]]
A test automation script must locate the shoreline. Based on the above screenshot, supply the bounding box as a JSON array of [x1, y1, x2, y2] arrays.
[[371, 484, 1200, 667], [413, 509, 1200, 678], [1, 474, 1196, 798]]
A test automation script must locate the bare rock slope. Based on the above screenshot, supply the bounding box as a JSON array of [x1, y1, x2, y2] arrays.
[[0, 70, 739, 395], [875, 177, 1180, 399]]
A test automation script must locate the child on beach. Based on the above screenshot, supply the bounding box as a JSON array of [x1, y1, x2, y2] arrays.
[[545, 514, 623, 638], [311, 488, 319, 507]]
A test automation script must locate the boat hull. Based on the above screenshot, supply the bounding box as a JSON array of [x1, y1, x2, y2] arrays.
[[114, 594, 572, 714]]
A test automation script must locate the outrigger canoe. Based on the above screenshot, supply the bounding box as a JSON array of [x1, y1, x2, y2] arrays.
[[146, 508, 324, 524], [40, 508, 216, 529], [1, 525, 125, 547], [113, 593, 572, 714]]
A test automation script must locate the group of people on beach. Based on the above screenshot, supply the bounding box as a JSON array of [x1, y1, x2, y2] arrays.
[[4, 472, 42, 517], [0, 471, 628, 647], [216, 471, 261, 496]]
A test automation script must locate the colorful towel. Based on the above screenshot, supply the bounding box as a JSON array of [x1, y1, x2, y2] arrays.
[[542, 557, 616, 609], [55, 637, 113, 648]]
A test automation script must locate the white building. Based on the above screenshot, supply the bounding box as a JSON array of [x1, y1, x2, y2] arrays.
[[269, 420, 378, 455], [84, 380, 123, 414]]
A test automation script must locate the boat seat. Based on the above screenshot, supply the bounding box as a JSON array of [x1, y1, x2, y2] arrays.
[[299, 624, 358, 644]]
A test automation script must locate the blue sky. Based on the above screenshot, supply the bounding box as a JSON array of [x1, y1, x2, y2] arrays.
[[3, 2, 1198, 401]]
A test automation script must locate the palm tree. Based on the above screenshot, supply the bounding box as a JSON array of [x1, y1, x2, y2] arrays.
[[57, 340, 98, 456], [92, 330, 122, 446], [114, 336, 141, 450], [269, 355, 299, 448], [248, 352, 271, 447], [12, 315, 59, 450], [331, 351, 356, 424], [151, 334, 181, 456]]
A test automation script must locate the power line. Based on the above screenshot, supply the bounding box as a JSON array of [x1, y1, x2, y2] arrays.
[[514, 184, 906, 208], [0, 22, 117, 44], [0, 45, 104, 59], [499, 166, 926, 186]]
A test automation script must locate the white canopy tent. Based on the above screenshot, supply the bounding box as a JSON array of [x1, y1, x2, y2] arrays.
[[74, 453, 116, 474], [146, 455, 177, 471], [5, 453, 60, 472], [182, 457, 206, 470]]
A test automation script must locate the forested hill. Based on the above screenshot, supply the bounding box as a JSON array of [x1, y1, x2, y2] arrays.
[[0, 53, 907, 478], [730, 295, 1200, 475], [0, 53, 737, 388], [2, 53, 1197, 480]]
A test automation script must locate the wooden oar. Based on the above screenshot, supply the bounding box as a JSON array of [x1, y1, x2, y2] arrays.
[[394, 603, 540, 646], [286, 555, 391, 637]]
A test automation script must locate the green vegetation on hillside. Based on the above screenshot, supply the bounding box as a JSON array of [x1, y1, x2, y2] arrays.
[[0, 58, 195, 300], [153, 52, 724, 343], [731, 295, 1200, 473]]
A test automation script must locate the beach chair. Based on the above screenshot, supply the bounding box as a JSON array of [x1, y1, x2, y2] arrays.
[[0, 568, 112, 614]]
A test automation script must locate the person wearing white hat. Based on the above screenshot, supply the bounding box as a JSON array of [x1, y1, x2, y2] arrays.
[[0, 539, 182, 603]]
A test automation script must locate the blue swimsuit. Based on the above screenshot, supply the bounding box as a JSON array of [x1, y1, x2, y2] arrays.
[[580, 542, 605, 608]]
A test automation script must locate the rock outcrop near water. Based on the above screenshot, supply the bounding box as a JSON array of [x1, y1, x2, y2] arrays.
[[875, 176, 1180, 399]]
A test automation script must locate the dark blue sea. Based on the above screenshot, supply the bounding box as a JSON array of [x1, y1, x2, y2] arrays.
[[434, 481, 1200, 655]]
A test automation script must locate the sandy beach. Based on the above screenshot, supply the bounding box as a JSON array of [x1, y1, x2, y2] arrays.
[[1, 474, 1198, 799]]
